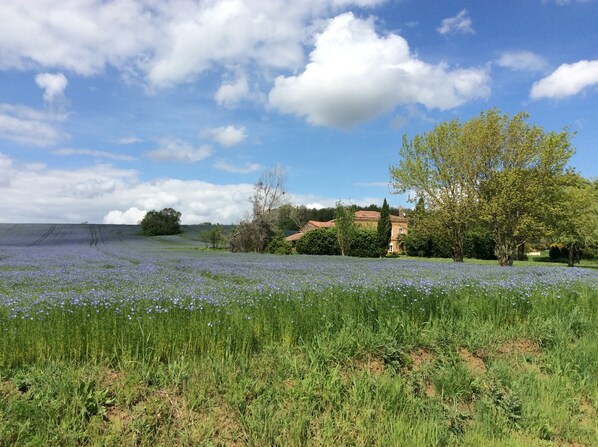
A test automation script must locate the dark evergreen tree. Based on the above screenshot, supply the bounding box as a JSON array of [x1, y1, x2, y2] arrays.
[[377, 198, 391, 256]]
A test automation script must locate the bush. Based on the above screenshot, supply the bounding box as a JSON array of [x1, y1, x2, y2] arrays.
[[347, 229, 379, 258], [548, 244, 563, 260], [403, 232, 452, 258], [140, 208, 181, 236], [267, 237, 293, 255], [465, 228, 496, 260], [296, 228, 340, 255]]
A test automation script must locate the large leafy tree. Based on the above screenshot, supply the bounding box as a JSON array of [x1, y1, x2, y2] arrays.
[[377, 198, 391, 256], [472, 110, 574, 266], [390, 119, 482, 262], [552, 173, 598, 267]]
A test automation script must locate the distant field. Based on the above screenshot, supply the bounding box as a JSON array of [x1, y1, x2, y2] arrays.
[[1, 224, 597, 446]]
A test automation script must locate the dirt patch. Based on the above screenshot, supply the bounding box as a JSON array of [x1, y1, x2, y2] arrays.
[[424, 380, 436, 398], [497, 339, 541, 356], [458, 347, 486, 376], [106, 406, 130, 431], [409, 348, 435, 371], [354, 355, 386, 376]]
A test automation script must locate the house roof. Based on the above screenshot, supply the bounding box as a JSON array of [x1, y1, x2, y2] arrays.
[[304, 220, 335, 229], [354, 210, 407, 223], [284, 232, 304, 242]]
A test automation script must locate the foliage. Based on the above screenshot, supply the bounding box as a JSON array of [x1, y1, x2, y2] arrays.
[[199, 224, 225, 249], [551, 173, 598, 266], [391, 108, 575, 266], [403, 232, 452, 258], [473, 110, 575, 266], [230, 217, 277, 253], [391, 119, 480, 262], [377, 198, 392, 257], [347, 228, 380, 258], [266, 235, 293, 255], [464, 225, 496, 260], [295, 228, 340, 255], [140, 208, 181, 236], [335, 201, 356, 256]]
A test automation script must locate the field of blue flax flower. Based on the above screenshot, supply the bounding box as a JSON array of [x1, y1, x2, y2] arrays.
[[1, 224, 597, 446]]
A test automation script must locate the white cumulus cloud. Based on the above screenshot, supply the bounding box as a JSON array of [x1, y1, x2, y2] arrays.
[[437, 9, 474, 35], [0, 153, 255, 224], [0, 0, 385, 89], [103, 207, 147, 225], [202, 125, 247, 147], [531, 59, 598, 99], [269, 13, 489, 128], [147, 139, 212, 163]]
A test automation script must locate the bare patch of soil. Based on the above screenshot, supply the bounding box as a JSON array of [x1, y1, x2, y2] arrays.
[[497, 339, 541, 356], [409, 348, 435, 371], [354, 355, 386, 376], [458, 347, 486, 376]]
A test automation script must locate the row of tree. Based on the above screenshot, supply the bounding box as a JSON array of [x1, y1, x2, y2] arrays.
[[391, 108, 598, 266]]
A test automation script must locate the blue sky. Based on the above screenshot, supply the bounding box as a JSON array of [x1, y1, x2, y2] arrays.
[[1, 0, 597, 224]]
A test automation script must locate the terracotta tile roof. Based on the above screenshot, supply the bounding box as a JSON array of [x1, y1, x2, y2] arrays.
[[306, 220, 335, 228], [284, 232, 304, 242], [354, 210, 380, 219]]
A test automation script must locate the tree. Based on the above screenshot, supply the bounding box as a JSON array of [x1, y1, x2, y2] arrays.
[[552, 173, 598, 267], [473, 110, 574, 266], [390, 119, 482, 262], [140, 208, 181, 236], [391, 108, 575, 266], [230, 167, 287, 253], [335, 201, 356, 256], [199, 225, 225, 249], [377, 198, 392, 257]]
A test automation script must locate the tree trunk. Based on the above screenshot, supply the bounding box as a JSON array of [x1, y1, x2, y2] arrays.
[[451, 225, 465, 263], [495, 234, 515, 267], [517, 242, 525, 261], [568, 243, 575, 267]]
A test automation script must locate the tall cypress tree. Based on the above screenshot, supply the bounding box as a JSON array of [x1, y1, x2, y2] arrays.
[[377, 198, 391, 256]]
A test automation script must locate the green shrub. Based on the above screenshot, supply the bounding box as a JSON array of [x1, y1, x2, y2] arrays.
[[266, 237, 293, 255], [296, 228, 341, 255], [347, 228, 379, 258], [403, 232, 452, 258]]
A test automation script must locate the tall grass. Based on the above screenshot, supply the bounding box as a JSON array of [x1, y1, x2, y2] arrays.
[[5, 282, 594, 369]]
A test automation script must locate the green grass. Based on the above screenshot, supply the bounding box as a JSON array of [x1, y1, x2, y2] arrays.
[[1, 280, 598, 446]]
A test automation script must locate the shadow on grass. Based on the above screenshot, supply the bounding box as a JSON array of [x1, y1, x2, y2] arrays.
[[530, 256, 598, 270]]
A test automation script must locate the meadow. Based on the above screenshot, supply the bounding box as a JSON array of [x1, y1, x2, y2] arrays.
[[0, 224, 597, 446]]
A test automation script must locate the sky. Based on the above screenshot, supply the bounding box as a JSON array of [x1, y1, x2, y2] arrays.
[[1, 0, 597, 224]]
